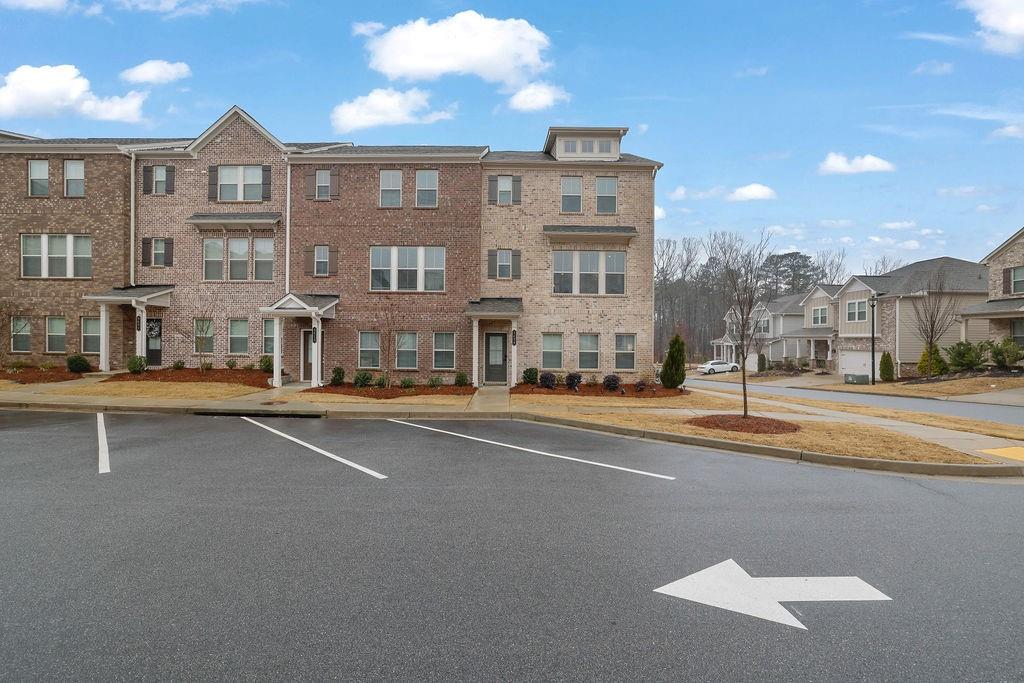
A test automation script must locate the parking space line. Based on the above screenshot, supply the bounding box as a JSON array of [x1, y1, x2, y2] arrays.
[[388, 419, 676, 481], [240, 417, 388, 479], [97, 413, 110, 474]]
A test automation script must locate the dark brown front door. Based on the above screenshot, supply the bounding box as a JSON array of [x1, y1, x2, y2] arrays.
[[485, 333, 507, 383], [302, 330, 313, 381]]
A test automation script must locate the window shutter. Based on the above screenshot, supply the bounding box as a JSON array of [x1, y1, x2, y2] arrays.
[[487, 250, 497, 279], [304, 170, 315, 199], [142, 166, 153, 195], [512, 176, 522, 204], [328, 248, 339, 275], [208, 166, 218, 200], [511, 250, 522, 279], [1005, 268, 1013, 295], [261, 165, 272, 200], [487, 175, 498, 205], [141, 238, 151, 266], [164, 238, 174, 266], [303, 247, 314, 275], [165, 166, 175, 194], [329, 169, 340, 199]]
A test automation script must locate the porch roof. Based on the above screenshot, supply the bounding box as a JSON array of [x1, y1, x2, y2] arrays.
[[781, 327, 834, 339], [83, 284, 174, 305], [542, 225, 637, 243], [961, 298, 1024, 318], [186, 212, 282, 229], [465, 297, 523, 318], [259, 292, 339, 318]]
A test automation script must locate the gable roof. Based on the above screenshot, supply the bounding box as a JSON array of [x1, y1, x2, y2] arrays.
[[764, 292, 807, 315], [185, 105, 286, 153], [981, 226, 1024, 264], [798, 283, 843, 305], [0, 129, 39, 141], [836, 257, 987, 298], [482, 150, 662, 167]]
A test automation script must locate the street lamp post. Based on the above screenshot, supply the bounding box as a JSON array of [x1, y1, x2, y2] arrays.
[[869, 296, 877, 385]]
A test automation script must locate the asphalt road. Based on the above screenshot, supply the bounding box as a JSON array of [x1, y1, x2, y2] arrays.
[[2, 410, 1023, 681], [687, 377, 1024, 426]]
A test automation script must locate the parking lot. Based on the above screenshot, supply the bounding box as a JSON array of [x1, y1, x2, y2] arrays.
[[2, 409, 1023, 680]]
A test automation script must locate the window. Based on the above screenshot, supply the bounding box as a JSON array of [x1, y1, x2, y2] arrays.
[[579, 251, 600, 294], [433, 332, 455, 369], [370, 246, 391, 289], [753, 317, 769, 335], [542, 333, 563, 369], [253, 237, 273, 281], [313, 245, 329, 277], [1013, 266, 1024, 294], [497, 249, 512, 279], [46, 316, 66, 353], [20, 234, 91, 278], [396, 332, 417, 369], [598, 140, 612, 154], [397, 247, 418, 290], [615, 334, 636, 370], [579, 333, 599, 370], [561, 176, 582, 213], [194, 319, 213, 354], [153, 238, 166, 267], [416, 169, 438, 208], [553, 251, 573, 294], [81, 317, 100, 354], [228, 238, 249, 280], [218, 165, 262, 201], [153, 165, 167, 194], [203, 238, 223, 280], [563, 139, 577, 154], [29, 160, 48, 196], [64, 160, 84, 197], [497, 175, 513, 205], [582, 140, 594, 153], [359, 331, 380, 368], [596, 177, 617, 214], [605, 251, 625, 295], [262, 319, 274, 354], [315, 169, 330, 200], [812, 307, 828, 326], [424, 247, 445, 291], [846, 300, 867, 322], [380, 170, 401, 207], [228, 319, 248, 354], [1012, 320, 1024, 346], [11, 317, 30, 352]]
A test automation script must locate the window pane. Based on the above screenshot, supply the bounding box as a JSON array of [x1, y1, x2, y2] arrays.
[[424, 270, 443, 291], [47, 317, 66, 352], [596, 177, 616, 195], [254, 237, 273, 280], [561, 194, 581, 213], [263, 319, 274, 354], [370, 246, 391, 268], [48, 235, 67, 277], [229, 320, 248, 354], [416, 189, 437, 207], [615, 334, 636, 352], [381, 170, 401, 189], [371, 269, 391, 290], [397, 247, 418, 268], [596, 195, 616, 214], [203, 239, 223, 280], [543, 333, 562, 367], [579, 334, 599, 370], [73, 236, 92, 277], [12, 317, 30, 351], [598, 140, 612, 153], [21, 235, 42, 277], [582, 140, 594, 153], [380, 189, 401, 207], [424, 246, 445, 269], [497, 176, 512, 191], [561, 176, 582, 194], [229, 238, 248, 280], [416, 170, 438, 189], [29, 160, 48, 196], [360, 332, 379, 349], [433, 332, 455, 369]]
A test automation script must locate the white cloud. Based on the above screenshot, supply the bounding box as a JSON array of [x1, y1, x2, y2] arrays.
[[976, 203, 997, 212], [120, 59, 191, 84], [766, 224, 806, 239], [931, 103, 1024, 139], [959, 0, 1024, 54], [838, 236, 856, 246], [735, 66, 769, 78], [880, 220, 917, 230], [507, 82, 569, 111], [993, 124, 1024, 138], [351, 21, 385, 37], [820, 219, 854, 228], [330, 87, 453, 133], [654, 205, 666, 221], [668, 185, 687, 201], [117, 0, 260, 18], [0, 0, 66, 8], [693, 186, 726, 199], [0, 64, 146, 123], [636, 123, 649, 134], [938, 185, 985, 197], [727, 183, 777, 201], [818, 152, 896, 175], [899, 239, 921, 250], [900, 31, 969, 46], [918, 228, 944, 236], [912, 60, 953, 75], [869, 235, 921, 250]]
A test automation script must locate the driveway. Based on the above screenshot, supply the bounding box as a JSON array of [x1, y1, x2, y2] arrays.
[[2, 410, 1023, 680]]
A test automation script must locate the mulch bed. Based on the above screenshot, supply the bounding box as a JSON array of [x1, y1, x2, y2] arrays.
[[688, 414, 801, 434], [904, 369, 1022, 385], [510, 383, 689, 398], [0, 367, 86, 384], [105, 368, 272, 389], [304, 384, 477, 399]]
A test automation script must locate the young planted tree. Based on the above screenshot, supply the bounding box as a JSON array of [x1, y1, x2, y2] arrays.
[[704, 230, 772, 417], [170, 290, 219, 372], [660, 334, 686, 389], [908, 267, 962, 378]]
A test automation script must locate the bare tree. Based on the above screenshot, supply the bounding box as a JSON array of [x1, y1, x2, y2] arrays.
[[814, 248, 848, 284], [909, 268, 962, 377], [703, 230, 772, 417], [0, 301, 26, 367], [169, 290, 218, 371], [375, 297, 401, 387], [862, 255, 904, 276]]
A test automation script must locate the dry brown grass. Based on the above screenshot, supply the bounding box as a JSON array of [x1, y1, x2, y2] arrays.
[[537, 410, 986, 464], [819, 375, 1024, 397], [53, 381, 263, 400], [688, 371, 777, 384], [288, 392, 472, 407], [510, 391, 800, 413]]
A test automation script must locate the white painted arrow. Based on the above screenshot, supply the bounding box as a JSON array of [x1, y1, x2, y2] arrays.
[[654, 559, 891, 629]]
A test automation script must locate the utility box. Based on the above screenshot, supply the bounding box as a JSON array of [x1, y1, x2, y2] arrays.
[[844, 373, 869, 385]]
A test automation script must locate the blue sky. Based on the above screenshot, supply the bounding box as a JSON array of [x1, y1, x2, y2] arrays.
[[2, 0, 1022, 268]]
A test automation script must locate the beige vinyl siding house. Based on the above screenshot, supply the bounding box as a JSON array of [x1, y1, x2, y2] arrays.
[[896, 293, 988, 366]]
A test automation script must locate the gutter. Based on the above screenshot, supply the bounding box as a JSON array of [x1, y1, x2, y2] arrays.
[[895, 296, 901, 378]]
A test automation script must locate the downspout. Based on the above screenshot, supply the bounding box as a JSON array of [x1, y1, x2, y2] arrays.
[[284, 154, 291, 293], [894, 296, 901, 379], [129, 150, 136, 286]]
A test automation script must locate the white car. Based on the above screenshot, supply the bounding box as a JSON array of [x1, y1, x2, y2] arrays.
[[698, 359, 740, 374]]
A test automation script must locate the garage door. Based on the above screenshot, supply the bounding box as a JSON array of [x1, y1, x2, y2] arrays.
[[838, 350, 880, 377]]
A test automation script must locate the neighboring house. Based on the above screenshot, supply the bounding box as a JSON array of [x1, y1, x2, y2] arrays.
[[960, 226, 1024, 348], [832, 257, 989, 378], [780, 283, 842, 368], [711, 292, 804, 371]]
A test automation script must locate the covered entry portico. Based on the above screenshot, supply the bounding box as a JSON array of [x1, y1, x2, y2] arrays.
[[466, 298, 522, 388], [259, 293, 339, 388], [83, 285, 174, 371]]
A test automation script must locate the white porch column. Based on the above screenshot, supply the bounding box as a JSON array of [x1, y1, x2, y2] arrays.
[[471, 317, 480, 387], [272, 317, 283, 388], [310, 316, 322, 388], [960, 318, 968, 342], [827, 338, 833, 361], [98, 303, 110, 372], [510, 318, 518, 387], [133, 303, 147, 359]]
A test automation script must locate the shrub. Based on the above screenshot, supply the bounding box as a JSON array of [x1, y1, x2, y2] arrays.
[[199, 361, 213, 372], [538, 371, 556, 389], [660, 334, 687, 389], [917, 344, 949, 377], [635, 378, 648, 392], [225, 359, 237, 370], [522, 367, 539, 385], [172, 360, 186, 370], [944, 341, 986, 372], [39, 361, 55, 371], [603, 374, 621, 391], [258, 355, 273, 373], [353, 370, 372, 388], [565, 372, 582, 391], [66, 354, 91, 373], [127, 355, 147, 374], [757, 352, 767, 373], [330, 366, 345, 386], [427, 376, 443, 389], [587, 374, 598, 385], [374, 373, 389, 388], [401, 377, 416, 389], [6, 359, 31, 371], [988, 338, 1024, 371], [243, 362, 255, 370], [879, 351, 895, 382], [454, 371, 469, 387]]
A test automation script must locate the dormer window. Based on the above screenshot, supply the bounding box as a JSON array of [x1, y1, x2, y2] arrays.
[[582, 140, 594, 153], [563, 139, 577, 154], [598, 140, 612, 154]]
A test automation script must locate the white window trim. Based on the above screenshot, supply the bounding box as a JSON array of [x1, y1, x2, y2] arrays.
[[10, 316, 30, 353], [596, 176, 617, 214], [194, 318, 214, 354], [20, 234, 91, 279], [227, 237, 250, 281], [542, 333, 564, 370], [578, 333, 600, 371], [497, 175, 513, 206], [227, 319, 249, 355], [369, 246, 445, 292], [28, 159, 48, 196], [218, 165, 262, 202], [614, 333, 637, 371], [497, 249, 512, 279], [395, 331, 418, 369], [314, 245, 330, 277], [415, 169, 438, 208], [315, 169, 331, 200], [262, 318, 274, 355], [64, 160, 84, 197], [253, 237, 274, 281], [846, 299, 868, 322], [45, 315, 66, 354], [812, 306, 828, 326], [432, 332, 456, 370], [560, 176, 582, 213], [1012, 266, 1024, 294], [152, 238, 166, 267], [153, 165, 167, 195], [358, 331, 381, 369], [81, 316, 100, 355], [553, 250, 626, 296], [379, 170, 402, 208], [598, 139, 612, 154], [203, 238, 224, 281]]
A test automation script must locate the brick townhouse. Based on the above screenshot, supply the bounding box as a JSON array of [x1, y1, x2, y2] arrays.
[[0, 107, 661, 387]]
